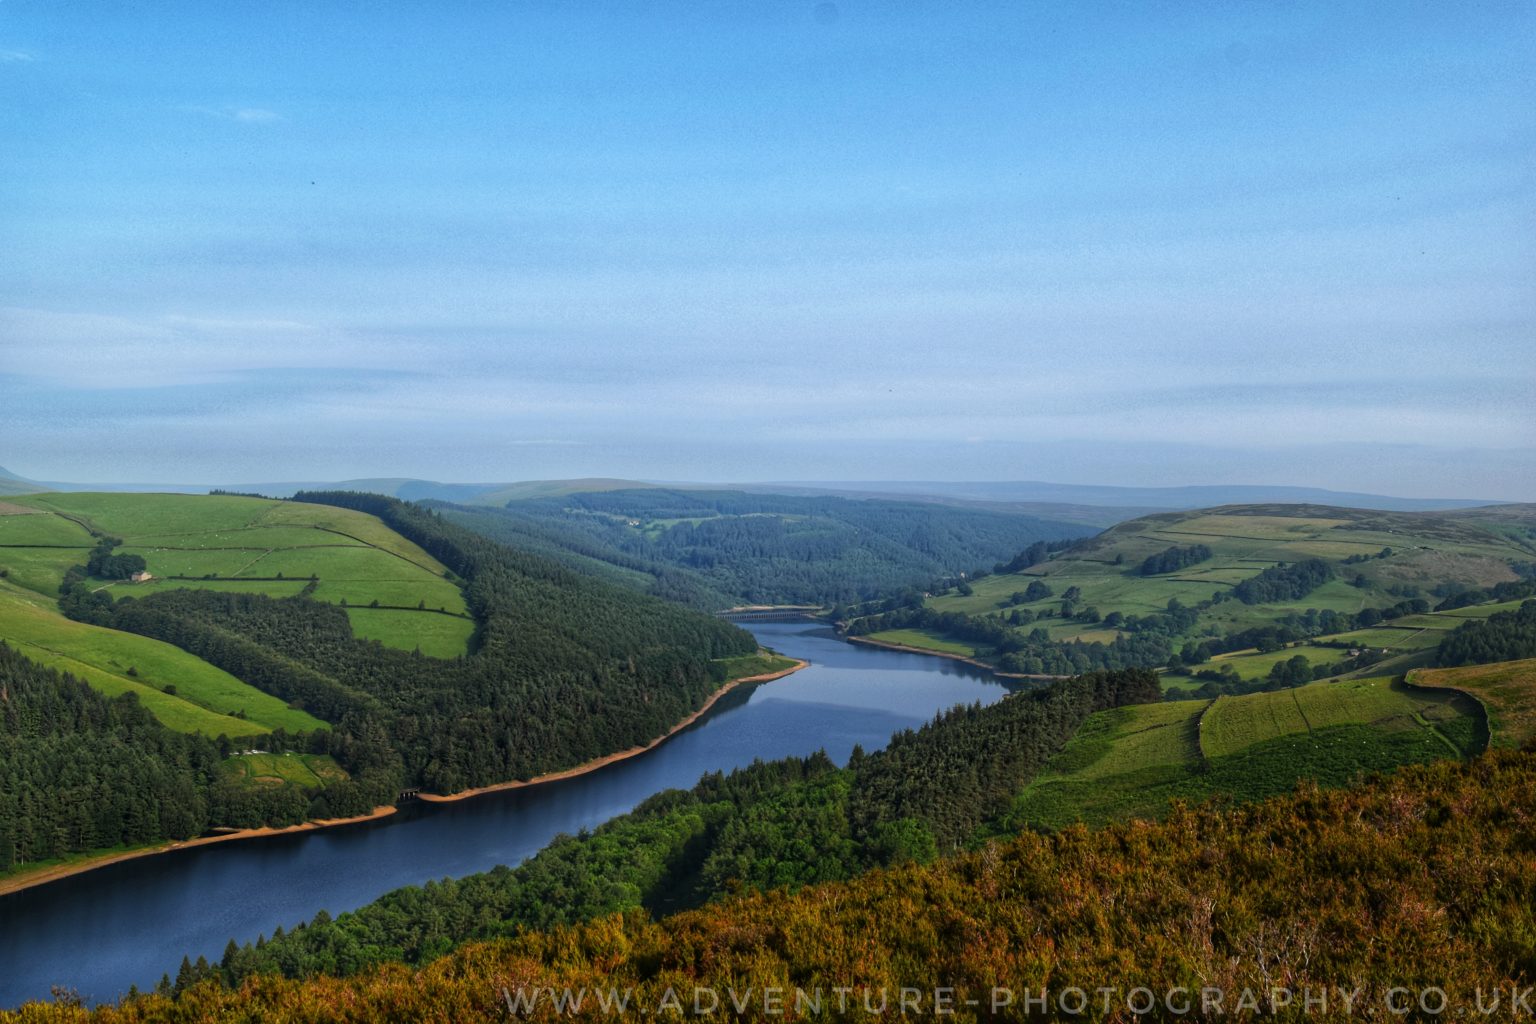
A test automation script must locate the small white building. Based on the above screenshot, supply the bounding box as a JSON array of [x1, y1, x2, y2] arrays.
[[130, 570, 153, 583]]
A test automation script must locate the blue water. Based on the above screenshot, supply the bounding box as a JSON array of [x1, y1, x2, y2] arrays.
[[0, 622, 1019, 1007]]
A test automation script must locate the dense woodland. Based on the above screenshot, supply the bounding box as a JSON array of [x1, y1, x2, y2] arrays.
[[174, 669, 1159, 987], [65, 492, 756, 800], [439, 490, 1093, 607], [1436, 600, 1536, 667], [0, 646, 314, 872], [15, 748, 1535, 1022]]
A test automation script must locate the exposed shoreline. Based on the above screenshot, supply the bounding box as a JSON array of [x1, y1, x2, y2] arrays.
[[0, 658, 808, 898], [0, 805, 399, 900], [416, 658, 809, 803], [845, 634, 1047, 679]]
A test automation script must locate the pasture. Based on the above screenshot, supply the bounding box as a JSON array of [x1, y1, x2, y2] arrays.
[[1204, 643, 1346, 681], [919, 505, 1533, 660], [864, 629, 978, 656], [1004, 675, 1480, 829], [1411, 658, 1536, 748], [0, 581, 322, 737], [0, 493, 481, 736], [1198, 677, 1475, 759], [0, 492, 474, 659], [222, 752, 349, 789], [1327, 627, 1443, 651], [345, 607, 477, 658]]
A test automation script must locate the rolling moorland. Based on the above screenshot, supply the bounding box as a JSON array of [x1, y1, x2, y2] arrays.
[[847, 502, 1536, 683], [4, 488, 1536, 1019]]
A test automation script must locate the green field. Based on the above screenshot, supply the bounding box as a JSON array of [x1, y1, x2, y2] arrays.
[[0, 581, 323, 737], [1411, 659, 1536, 748], [345, 606, 477, 658], [1034, 701, 1204, 782], [0, 492, 481, 732], [222, 752, 348, 789], [1204, 643, 1346, 682], [1327, 627, 1444, 651], [865, 629, 978, 657], [906, 504, 1534, 662], [1199, 676, 1472, 758], [1006, 676, 1480, 829], [0, 544, 93, 597], [1, 492, 475, 664], [713, 650, 803, 681]]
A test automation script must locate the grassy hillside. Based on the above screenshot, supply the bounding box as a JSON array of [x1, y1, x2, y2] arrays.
[[1008, 675, 1480, 827], [0, 492, 478, 737], [1411, 658, 1536, 748], [1180, 597, 1525, 688], [1, 490, 765, 881], [1, 492, 473, 671], [859, 503, 1536, 678], [932, 504, 1531, 632], [0, 582, 321, 737]]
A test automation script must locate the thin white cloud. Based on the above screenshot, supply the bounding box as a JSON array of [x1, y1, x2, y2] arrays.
[[184, 105, 283, 123], [0, 49, 35, 63]]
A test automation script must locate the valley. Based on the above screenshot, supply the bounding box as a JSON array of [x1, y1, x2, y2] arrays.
[[2, 489, 1533, 1014]]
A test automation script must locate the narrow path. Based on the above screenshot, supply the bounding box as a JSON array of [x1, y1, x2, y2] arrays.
[[1290, 687, 1315, 732], [1412, 711, 1465, 757]]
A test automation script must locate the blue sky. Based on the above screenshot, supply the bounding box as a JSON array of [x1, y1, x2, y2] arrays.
[[2, 1, 1532, 497]]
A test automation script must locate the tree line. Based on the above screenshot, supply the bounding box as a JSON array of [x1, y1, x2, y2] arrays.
[[173, 669, 1159, 987]]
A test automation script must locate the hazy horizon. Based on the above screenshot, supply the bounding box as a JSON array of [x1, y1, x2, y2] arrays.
[[3, 2, 1532, 497], [1, 459, 1526, 506]]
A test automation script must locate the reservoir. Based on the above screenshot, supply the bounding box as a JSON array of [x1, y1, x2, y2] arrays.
[[0, 622, 1020, 1007]]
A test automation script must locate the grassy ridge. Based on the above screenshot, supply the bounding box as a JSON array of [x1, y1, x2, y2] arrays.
[[0, 493, 477, 699], [1010, 675, 1480, 828]]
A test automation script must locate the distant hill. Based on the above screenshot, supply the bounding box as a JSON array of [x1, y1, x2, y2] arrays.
[[848, 502, 1536, 678], [437, 488, 1097, 608], [762, 479, 1503, 512], [3, 467, 1500, 517], [0, 466, 49, 496]]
